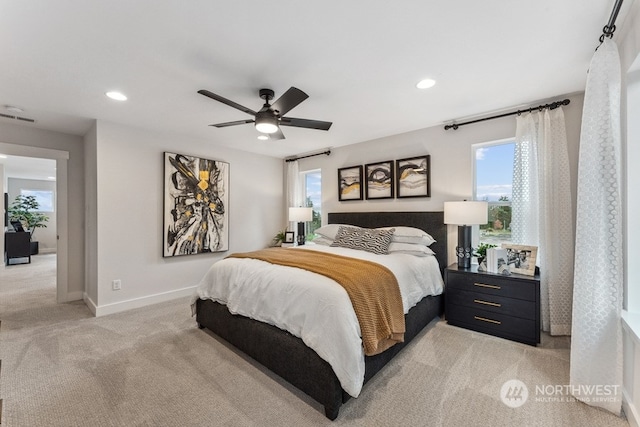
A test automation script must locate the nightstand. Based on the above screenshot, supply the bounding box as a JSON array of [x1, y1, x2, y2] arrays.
[[445, 264, 540, 346]]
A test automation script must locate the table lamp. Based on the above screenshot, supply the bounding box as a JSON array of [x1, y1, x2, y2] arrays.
[[444, 201, 488, 268], [289, 207, 313, 246]]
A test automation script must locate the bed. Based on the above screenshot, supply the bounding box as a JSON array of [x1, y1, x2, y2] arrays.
[[194, 211, 447, 419]]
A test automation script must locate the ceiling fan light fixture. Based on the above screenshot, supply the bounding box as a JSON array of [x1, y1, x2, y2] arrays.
[[255, 115, 278, 134]]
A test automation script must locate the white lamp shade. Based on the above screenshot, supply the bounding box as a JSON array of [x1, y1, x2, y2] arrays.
[[289, 207, 313, 222], [444, 201, 488, 225]]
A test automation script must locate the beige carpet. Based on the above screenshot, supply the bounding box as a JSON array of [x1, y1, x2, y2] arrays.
[[0, 255, 629, 426]]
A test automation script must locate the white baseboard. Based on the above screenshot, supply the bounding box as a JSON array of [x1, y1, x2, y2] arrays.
[[89, 286, 197, 317], [83, 293, 98, 316], [624, 389, 640, 427]]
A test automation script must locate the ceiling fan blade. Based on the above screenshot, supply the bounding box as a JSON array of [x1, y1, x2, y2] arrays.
[[209, 119, 255, 128], [280, 117, 332, 131], [270, 128, 285, 140], [270, 87, 308, 116], [198, 89, 257, 116]]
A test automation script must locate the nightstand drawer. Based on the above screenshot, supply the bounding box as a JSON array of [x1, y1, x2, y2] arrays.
[[446, 288, 536, 320], [446, 271, 536, 301], [446, 303, 537, 344]]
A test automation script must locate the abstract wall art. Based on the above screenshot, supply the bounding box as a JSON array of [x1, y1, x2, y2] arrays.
[[364, 160, 394, 199], [338, 165, 363, 201], [164, 152, 229, 256], [396, 155, 431, 198]]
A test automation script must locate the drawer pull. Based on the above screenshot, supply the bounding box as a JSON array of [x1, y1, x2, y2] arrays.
[[474, 316, 501, 325], [474, 299, 501, 307], [474, 282, 501, 290]]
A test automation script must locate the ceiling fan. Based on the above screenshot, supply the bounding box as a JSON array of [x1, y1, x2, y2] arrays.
[[197, 87, 332, 140]]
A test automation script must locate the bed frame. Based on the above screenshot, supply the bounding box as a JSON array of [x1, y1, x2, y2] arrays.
[[195, 211, 446, 420]]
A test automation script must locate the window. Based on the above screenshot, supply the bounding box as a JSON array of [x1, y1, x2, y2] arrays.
[[302, 169, 321, 239], [474, 141, 514, 247], [20, 189, 55, 212]]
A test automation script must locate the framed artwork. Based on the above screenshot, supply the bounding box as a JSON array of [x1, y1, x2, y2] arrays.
[[164, 152, 229, 257], [284, 231, 295, 243], [396, 155, 431, 198], [364, 160, 394, 199], [502, 244, 538, 276], [338, 165, 363, 201]]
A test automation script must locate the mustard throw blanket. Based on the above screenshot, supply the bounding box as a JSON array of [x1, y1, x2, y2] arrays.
[[228, 248, 405, 356]]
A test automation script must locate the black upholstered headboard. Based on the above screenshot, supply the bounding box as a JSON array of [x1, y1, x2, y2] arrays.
[[327, 211, 447, 274]]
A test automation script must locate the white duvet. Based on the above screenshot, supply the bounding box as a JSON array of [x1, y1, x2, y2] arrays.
[[192, 244, 444, 397]]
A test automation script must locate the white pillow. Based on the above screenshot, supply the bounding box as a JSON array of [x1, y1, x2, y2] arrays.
[[315, 224, 360, 240], [378, 226, 436, 246], [310, 236, 333, 246], [388, 242, 435, 257]]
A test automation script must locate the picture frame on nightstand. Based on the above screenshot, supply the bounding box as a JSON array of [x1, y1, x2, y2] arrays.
[[502, 244, 537, 276]]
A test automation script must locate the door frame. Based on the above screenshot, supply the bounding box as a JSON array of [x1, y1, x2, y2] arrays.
[[0, 142, 69, 302]]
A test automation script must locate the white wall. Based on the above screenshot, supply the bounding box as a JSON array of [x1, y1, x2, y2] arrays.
[[86, 121, 284, 315], [84, 123, 98, 305], [298, 92, 584, 265], [7, 177, 57, 252]]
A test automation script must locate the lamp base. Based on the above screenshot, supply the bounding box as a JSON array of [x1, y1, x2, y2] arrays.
[[456, 225, 472, 269], [297, 222, 306, 246]]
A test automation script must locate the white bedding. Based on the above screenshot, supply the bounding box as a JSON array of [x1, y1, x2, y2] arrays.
[[192, 244, 444, 397]]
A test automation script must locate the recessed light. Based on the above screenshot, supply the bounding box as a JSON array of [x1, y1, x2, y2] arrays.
[[416, 78, 436, 89], [106, 91, 127, 101], [257, 135, 269, 141]]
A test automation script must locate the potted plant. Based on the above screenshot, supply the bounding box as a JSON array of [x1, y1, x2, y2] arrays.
[[7, 194, 49, 254], [473, 243, 497, 265], [271, 228, 288, 247]]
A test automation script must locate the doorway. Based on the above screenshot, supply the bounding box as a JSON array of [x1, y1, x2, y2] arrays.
[[0, 142, 69, 303]]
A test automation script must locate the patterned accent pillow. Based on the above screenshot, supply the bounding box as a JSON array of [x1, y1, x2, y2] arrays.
[[315, 223, 360, 240], [330, 226, 395, 255]]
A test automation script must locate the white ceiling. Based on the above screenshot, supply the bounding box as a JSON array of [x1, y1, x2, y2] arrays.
[[0, 1, 625, 161], [0, 155, 56, 181]]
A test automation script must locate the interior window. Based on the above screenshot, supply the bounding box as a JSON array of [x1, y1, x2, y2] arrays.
[[474, 141, 514, 247], [20, 189, 55, 212]]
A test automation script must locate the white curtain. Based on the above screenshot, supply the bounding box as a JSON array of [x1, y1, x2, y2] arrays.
[[285, 160, 301, 230], [512, 107, 574, 335], [570, 38, 623, 415]]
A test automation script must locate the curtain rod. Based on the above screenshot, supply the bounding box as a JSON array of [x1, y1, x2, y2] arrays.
[[285, 150, 331, 162], [444, 99, 570, 131], [599, 0, 624, 43]]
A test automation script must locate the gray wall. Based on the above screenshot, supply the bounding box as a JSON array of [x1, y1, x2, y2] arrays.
[[85, 121, 284, 315], [298, 91, 584, 265]]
